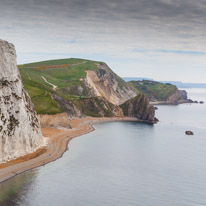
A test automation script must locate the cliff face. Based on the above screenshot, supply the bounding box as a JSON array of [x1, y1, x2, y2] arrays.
[[167, 90, 190, 104], [84, 64, 137, 105], [0, 40, 44, 163], [38, 113, 71, 129], [79, 96, 124, 117], [53, 94, 124, 118], [120, 93, 157, 123]]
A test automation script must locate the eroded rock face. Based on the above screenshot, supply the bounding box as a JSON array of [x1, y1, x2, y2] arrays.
[[38, 113, 72, 129], [167, 90, 189, 104], [120, 93, 157, 123], [84, 63, 137, 105], [79, 96, 124, 117], [53, 93, 124, 118], [0, 39, 44, 163], [52, 94, 82, 118]]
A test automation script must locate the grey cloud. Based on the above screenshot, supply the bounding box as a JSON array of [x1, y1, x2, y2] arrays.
[[1, 0, 206, 82], [0, 1, 205, 32], [1, 0, 206, 22]]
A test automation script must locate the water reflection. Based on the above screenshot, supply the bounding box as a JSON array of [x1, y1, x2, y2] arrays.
[[0, 170, 38, 206]]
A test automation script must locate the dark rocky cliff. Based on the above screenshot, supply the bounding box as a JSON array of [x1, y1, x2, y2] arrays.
[[120, 93, 157, 123], [53, 94, 123, 118]]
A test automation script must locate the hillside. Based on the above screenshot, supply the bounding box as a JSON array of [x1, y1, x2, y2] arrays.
[[128, 80, 191, 104], [18, 58, 157, 123], [19, 58, 98, 114], [17, 59, 140, 115]]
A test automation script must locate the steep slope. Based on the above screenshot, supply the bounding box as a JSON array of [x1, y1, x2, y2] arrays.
[[0, 40, 44, 163], [84, 63, 137, 105], [19, 59, 137, 116], [120, 93, 157, 123], [52, 95, 123, 118], [129, 80, 191, 104], [19, 58, 156, 122]]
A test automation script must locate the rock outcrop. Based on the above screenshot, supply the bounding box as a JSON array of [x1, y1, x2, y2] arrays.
[[120, 93, 157, 123], [52, 94, 82, 118], [0, 39, 44, 163], [79, 96, 124, 117], [185, 131, 194, 135], [53, 94, 124, 118]]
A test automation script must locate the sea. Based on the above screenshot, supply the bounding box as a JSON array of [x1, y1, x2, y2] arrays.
[[0, 88, 206, 206]]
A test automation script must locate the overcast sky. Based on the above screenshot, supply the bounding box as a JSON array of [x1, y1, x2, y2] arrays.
[[1, 0, 206, 83]]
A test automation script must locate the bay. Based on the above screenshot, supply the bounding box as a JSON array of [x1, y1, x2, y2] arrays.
[[0, 88, 206, 206]]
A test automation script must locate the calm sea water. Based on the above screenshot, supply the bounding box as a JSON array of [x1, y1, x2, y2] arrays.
[[0, 88, 206, 206]]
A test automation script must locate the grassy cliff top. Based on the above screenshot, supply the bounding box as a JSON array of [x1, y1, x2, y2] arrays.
[[128, 80, 177, 101], [19, 58, 102, 88], [19, 58, 104, 114], [18, 58, 105, 68]]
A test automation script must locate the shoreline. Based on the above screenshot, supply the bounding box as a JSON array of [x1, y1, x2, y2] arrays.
[[150, 101, 193, 105], [0, 116, 140, 184]]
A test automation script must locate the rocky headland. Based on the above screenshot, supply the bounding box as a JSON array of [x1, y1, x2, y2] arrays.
[[128, 80, 193, 105], [120, 93, 157, 123]]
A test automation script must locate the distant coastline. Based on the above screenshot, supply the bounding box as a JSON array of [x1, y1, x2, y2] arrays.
[[122, 77, 206, 88]]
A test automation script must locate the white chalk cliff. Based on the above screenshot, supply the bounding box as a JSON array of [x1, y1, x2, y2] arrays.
[[0, 39, 44, 163]]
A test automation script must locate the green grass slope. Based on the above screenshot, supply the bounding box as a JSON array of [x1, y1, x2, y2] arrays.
[[19, 58, 108, 114], [128, 80, 177, 101]]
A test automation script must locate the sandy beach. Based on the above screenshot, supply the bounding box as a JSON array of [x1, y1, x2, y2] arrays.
[[0, 116, 139, 184]]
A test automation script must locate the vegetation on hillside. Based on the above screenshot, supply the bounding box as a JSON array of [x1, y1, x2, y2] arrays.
[[18, 58, 158, 122], [19, 58, 131, 115], [19, 58, 102, 114], [128, 80, 177, 101]]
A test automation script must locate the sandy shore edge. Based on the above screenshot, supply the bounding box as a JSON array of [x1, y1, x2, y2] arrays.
[[0, 117, 142, 184]]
